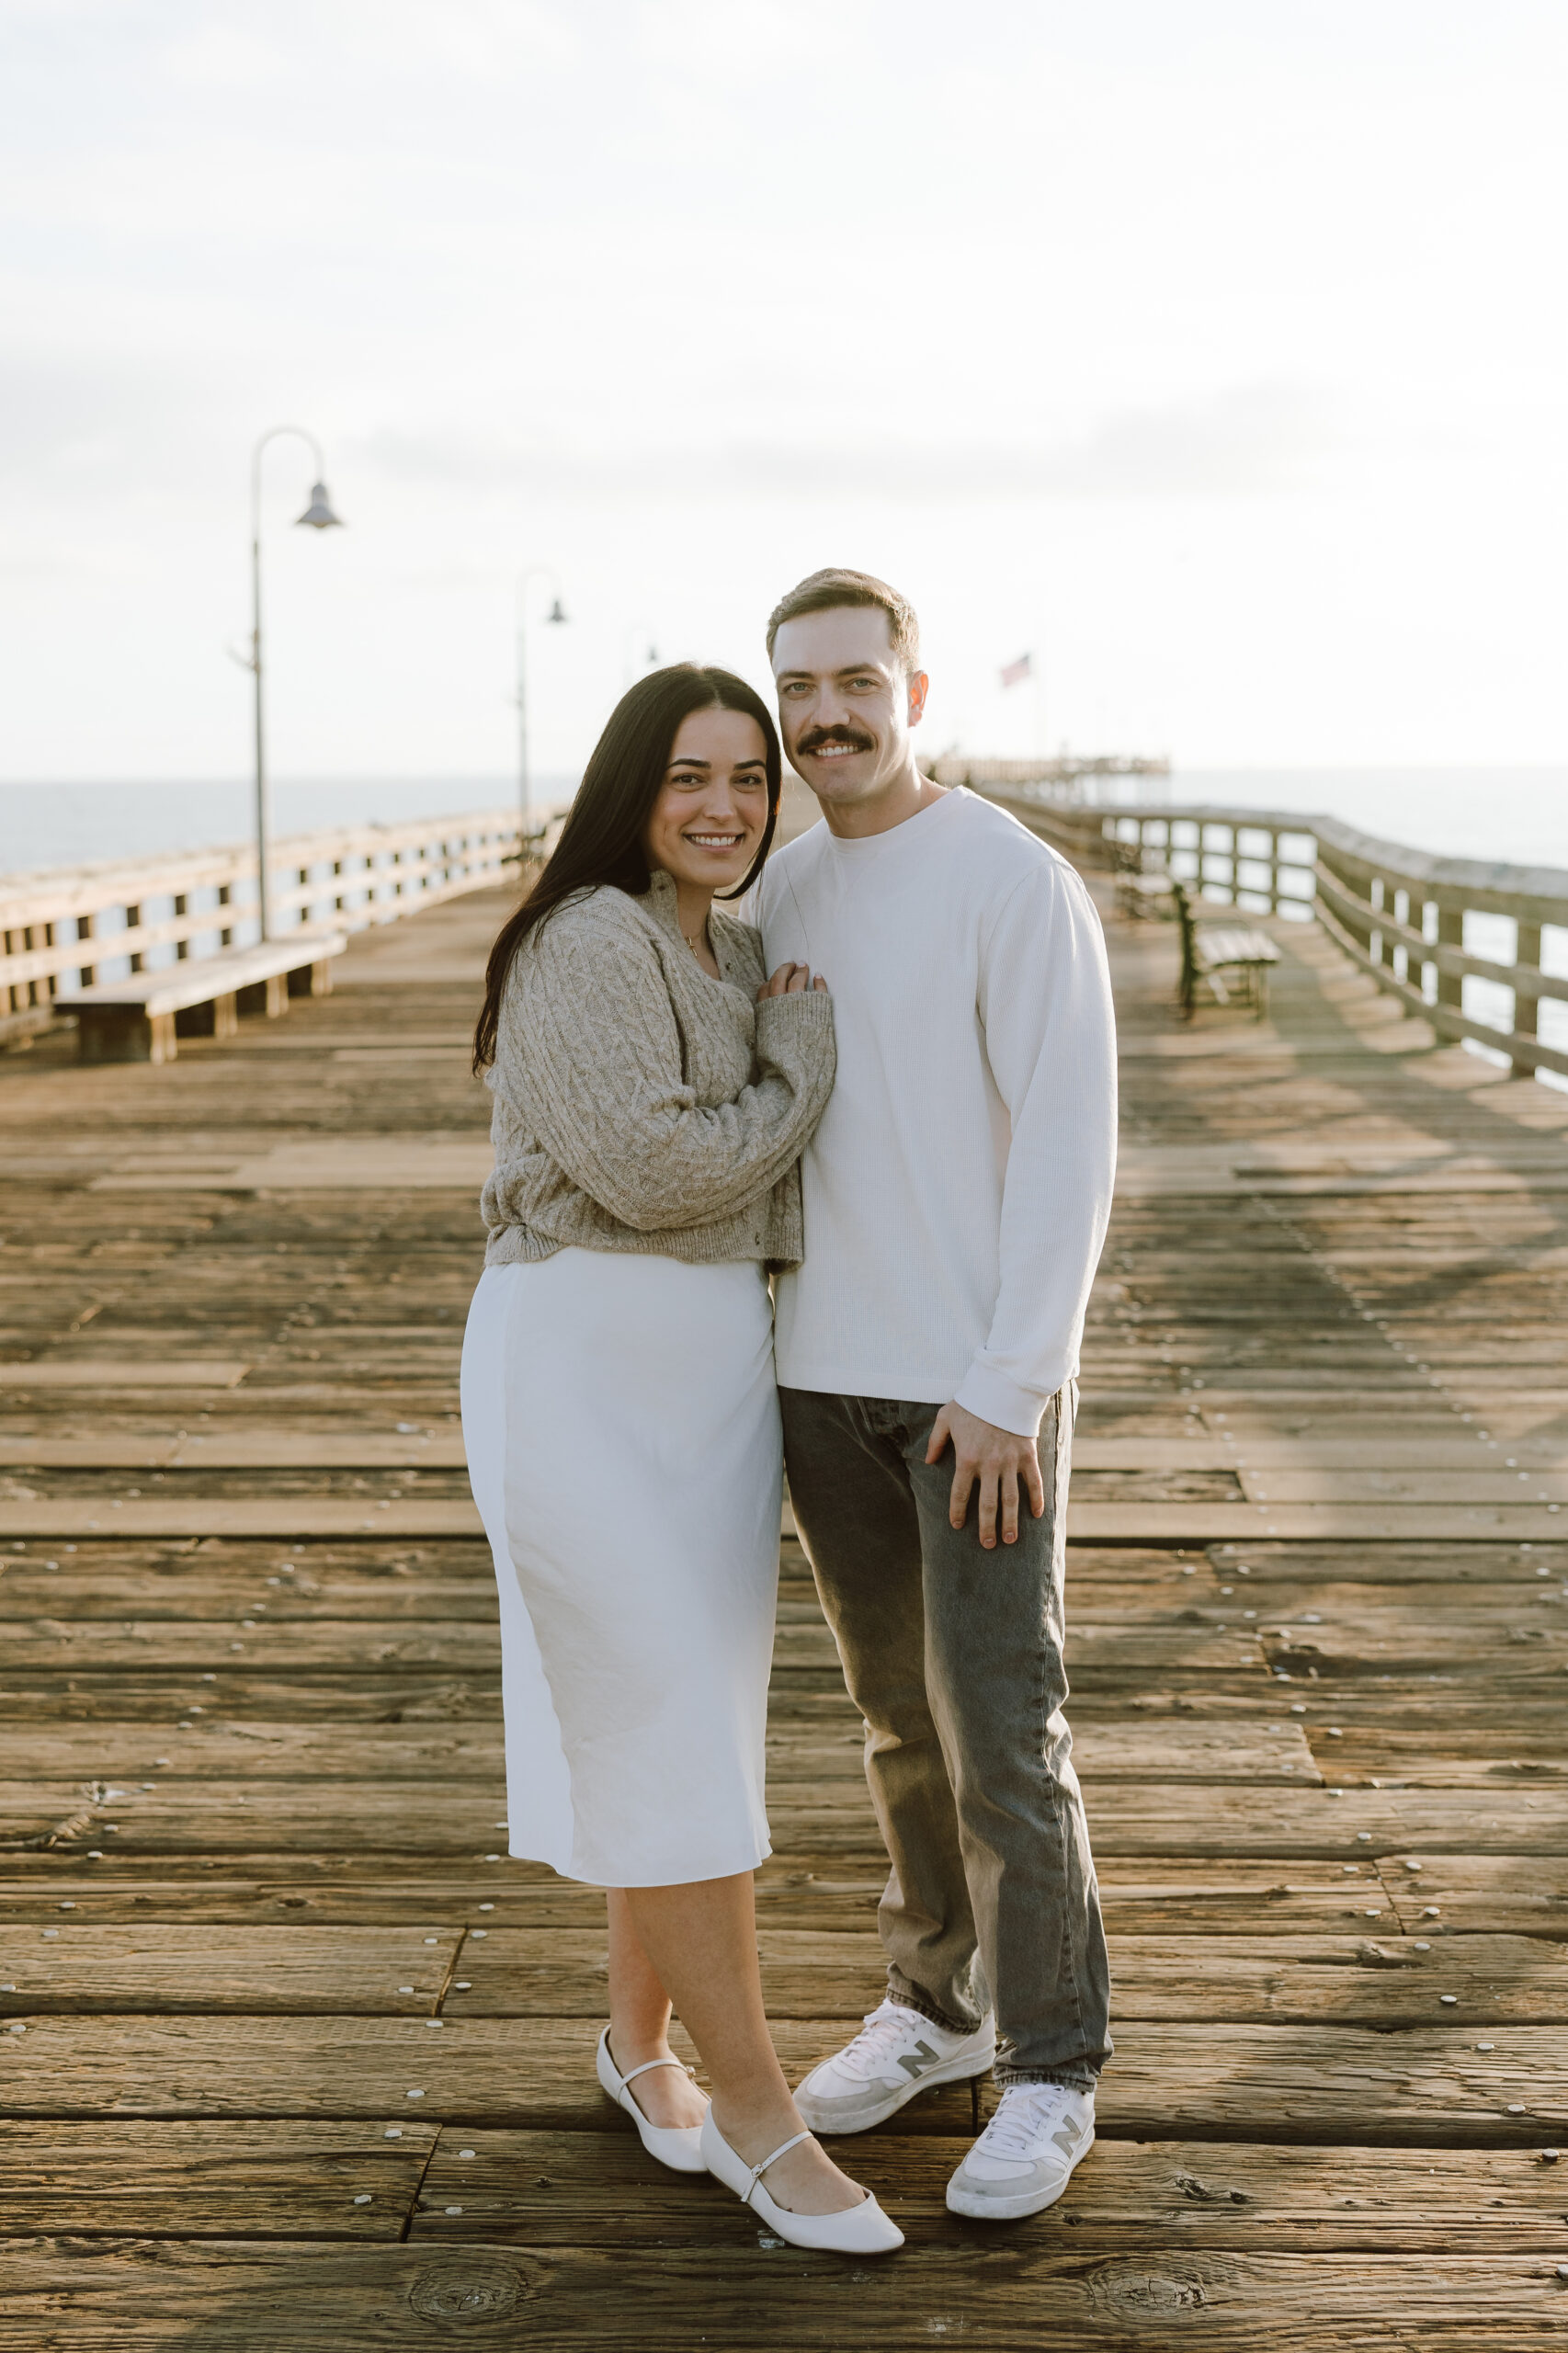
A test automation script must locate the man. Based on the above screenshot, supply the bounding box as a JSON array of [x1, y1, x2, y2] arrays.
[[754, 567, 1117, 2222]]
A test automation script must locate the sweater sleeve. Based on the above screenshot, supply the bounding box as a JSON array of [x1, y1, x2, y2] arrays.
[[504, 899, 835, 1233], [954, 855, 1118, 1437]]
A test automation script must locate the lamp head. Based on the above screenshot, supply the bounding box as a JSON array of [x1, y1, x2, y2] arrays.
[[296, 481, 344, 529], [546, 596, 568, 624]]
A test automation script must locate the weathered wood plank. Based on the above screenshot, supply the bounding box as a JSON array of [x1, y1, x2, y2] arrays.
[[0, 2120, 434, 2238], [0, 1857, 1432, 1935], [5, 1779, 1567, 1859], [0, 1435, 463, 1470], [0, 1500, 483, 1538], [6, 1492, 1565, 1540], [440, 1931, 1568, 2029], [2, 2016, 1564, 2143], [0, 2240, 1561, 2350], [1378, 1856, 1568, 1938], [0, 1717, 1318, 1787], [0, 1927, 460, 2013], [415, 2128, 1568, 2253], [7, 1429, 1559, 1476]]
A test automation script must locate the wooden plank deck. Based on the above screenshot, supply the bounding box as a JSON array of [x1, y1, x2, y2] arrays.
[[2, 847, 1566, 2348]]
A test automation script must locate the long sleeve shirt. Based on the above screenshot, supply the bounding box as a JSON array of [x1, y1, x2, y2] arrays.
[[753, 787, 1117, 1437]]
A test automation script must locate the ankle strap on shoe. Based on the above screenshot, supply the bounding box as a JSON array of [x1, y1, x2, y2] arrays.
[[744, 2129, 812, 2199], [619, 2055, 696, 2088]]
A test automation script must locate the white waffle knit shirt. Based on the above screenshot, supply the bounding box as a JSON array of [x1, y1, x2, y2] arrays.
[[753, 787, 1118, 1438]]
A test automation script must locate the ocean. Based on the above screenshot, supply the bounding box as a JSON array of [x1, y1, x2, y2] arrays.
[[2, 767, 1562, 881], [0, 776, 574, 881]]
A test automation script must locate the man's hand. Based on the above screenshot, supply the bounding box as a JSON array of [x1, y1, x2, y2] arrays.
[[926, 1401, 1046, 1550]]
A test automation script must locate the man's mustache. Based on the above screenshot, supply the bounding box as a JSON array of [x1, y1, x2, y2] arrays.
[[798, 727, 874, 754]]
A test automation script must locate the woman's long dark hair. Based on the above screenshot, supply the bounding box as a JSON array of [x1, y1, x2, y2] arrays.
[[472, 664, 781, 1072]]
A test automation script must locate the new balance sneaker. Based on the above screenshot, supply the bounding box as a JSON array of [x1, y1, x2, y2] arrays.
[[793, 1998, 997, 2135], [945, 2080, 1095, 2220]]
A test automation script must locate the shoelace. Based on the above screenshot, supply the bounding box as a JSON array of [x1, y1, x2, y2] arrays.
[[975, 2084, 1075, 2161], [835, 2002, 930, 2082]]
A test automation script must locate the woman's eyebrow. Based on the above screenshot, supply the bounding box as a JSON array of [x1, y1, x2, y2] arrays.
[[666, 756, 711, 770]]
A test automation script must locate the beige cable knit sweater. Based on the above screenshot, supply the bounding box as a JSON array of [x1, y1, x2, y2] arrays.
[[481, 868, 836, 1270]]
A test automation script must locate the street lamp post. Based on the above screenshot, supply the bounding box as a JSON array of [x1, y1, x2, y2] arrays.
[[245, 428, 344, 939], [516, 568, 568, 838]]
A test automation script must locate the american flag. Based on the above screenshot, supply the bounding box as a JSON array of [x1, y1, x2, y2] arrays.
[[999, 653, 1032, 689]]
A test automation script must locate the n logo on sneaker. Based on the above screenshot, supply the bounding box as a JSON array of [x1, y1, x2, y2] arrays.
[[898, 2041, 937, 2077], [1051, 2120, 1085, 2154]]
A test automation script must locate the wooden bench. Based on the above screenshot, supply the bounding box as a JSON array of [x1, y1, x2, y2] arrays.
[[72, 933, 346, 1064], [1172, 881, 1279, 1018], [1117, 866, 1176, 920]]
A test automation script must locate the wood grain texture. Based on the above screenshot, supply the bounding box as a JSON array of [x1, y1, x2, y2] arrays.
[[3, 2015, 1564, 2143], [0, 2120, 435, 2238], [1, 2242, 1564, 2352], [412, 2129, 1568, 2254], [4, 864, 1568, 2343]]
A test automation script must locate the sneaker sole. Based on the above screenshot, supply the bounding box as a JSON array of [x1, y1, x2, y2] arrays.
[[945, 2125, 1095, 2220], [797, 2044, 997, 2136]]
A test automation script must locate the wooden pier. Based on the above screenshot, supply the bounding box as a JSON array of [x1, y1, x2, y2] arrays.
[[2, 826, 1566, 2347]]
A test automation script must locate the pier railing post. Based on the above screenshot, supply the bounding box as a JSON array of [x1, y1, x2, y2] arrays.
[[1436, 904, 1464, 1013], [1514, 921, 1541, 1075]]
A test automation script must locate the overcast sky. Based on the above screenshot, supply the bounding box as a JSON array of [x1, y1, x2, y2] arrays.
[[3, 0, 1564, 785]]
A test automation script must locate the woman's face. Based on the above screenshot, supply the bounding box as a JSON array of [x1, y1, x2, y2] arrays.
[[642, 707, 770, 893]]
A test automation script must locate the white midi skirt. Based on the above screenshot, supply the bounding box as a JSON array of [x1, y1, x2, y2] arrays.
[[460, 1249, 782, 1887]]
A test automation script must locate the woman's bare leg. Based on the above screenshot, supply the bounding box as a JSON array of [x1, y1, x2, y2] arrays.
[[621, 1870, 865, 2215], [604, 1888, 707, 2128]]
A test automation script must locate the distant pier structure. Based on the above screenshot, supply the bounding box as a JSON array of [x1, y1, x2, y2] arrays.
[[929, 751, 1172, 803]]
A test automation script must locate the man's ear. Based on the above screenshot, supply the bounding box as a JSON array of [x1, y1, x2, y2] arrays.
[[906, 670, 929, 727]]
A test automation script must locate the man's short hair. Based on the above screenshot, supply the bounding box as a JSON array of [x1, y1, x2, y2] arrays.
[[767, 568, 921, 677]]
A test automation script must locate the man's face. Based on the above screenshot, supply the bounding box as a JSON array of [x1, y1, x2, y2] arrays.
[[770, 605, 928, 809]]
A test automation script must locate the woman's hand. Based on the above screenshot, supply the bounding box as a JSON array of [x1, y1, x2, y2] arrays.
[[757, 962, 829, 1002]]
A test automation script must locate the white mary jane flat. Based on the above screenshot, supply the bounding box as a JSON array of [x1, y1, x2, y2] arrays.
[[595, 2026, 710, 2173], [699, 2110, 903, 2253]]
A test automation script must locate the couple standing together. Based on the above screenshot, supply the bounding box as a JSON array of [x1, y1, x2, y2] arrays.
[[462, 569, 1118, 2255]]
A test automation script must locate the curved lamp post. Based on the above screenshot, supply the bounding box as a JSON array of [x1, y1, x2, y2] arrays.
[[516, 567, 568, 837], [245, 428, 344, 938]]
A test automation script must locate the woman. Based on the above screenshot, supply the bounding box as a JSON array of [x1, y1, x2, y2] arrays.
[[463, 664, 901, 2255]]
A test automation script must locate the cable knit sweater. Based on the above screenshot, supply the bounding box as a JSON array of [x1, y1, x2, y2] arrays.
[[481, 868, 836, 1270]]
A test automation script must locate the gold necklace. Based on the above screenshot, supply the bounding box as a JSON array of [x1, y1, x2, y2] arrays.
[[681, 920, 710, 958]]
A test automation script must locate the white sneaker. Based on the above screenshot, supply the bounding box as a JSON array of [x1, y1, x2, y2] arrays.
[[945, 2081, 1095, 2220], [793, 1998, 996, 2136]]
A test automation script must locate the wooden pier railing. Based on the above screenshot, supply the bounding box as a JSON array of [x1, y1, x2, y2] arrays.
[[983, 790, 1568, 1085], [0, 810, 524, 1047]]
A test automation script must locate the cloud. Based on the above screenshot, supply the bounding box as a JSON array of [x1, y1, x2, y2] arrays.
[[359, 381, 1342, 506]]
